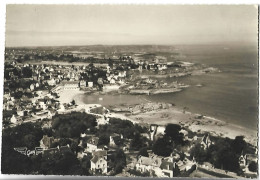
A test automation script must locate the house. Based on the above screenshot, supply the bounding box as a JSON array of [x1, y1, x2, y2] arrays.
[[97, 78, 103, 85], [240, 153, 258, 168], [109, 78, 116, 84], [17, 110, 27, 117], [88, 81, 94, 88], [109, 133, 123, 147], [30, 84, 35, 91], [40, 135, 57, 150], [159, 160, 175, 177], [118, 71, 126, 78], [135, 155, 163, 176], [63, 81, 79, 90], [158, 64, 168, 71], [47, 78, 56, 86], [60, 144, 72, 155], [80, 80, 86, 87], [86, 137, 99, 153], [42, 147, 60, 158], [10, 114, 17, 124], [96, 116, 109, 126], [193, 134, 212, 150], [38, 99, 47, 110], [47, 110, 56, 119], [90, 150, 108, 174], [150, 124, 158, 141]]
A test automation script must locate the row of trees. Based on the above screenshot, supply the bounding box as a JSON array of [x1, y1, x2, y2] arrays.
[[152, 124, 186, 157], [190, 135, 253, 174]]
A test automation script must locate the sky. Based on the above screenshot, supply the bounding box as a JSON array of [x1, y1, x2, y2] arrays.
[[5, 5, 258, 47]]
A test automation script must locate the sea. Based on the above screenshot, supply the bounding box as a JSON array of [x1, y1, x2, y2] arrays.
[[81, 43, 258, 130]]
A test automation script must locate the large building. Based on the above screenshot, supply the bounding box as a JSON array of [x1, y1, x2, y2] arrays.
[[90, 150, 108, 174], [63, 81, 79, 90]]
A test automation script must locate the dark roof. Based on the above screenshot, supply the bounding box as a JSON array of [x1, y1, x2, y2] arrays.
[[60, 145, 72, 154], [93, 150, 107, 157], [247, 154, 257, 162], [91, 150, 107, 163], [87, 137, 99, 146], [91, 155, 99, 163], [41, 135, 54, 148], [62, 81, 79, 85], [43, 147, 59, 157], [160, 160, 174, 170]]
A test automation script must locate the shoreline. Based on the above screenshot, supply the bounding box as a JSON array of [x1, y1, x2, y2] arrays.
[[57, 89, 257, 146]]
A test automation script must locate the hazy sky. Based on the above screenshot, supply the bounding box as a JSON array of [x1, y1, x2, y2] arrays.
[[5, 5, 258, 46]]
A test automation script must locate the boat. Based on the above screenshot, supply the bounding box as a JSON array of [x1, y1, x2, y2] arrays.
[[196, 84, 203, 87]]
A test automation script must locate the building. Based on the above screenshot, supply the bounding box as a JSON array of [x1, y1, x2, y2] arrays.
[[88, 81, 94, 88], [47, 78, 56, 86], [63, 81, 79, 90], [193, 134, 213, 150], [30, 84, 35, 91], [10, 114, 17, 124], [80, 80, 87, 87], [90, 150, 108, 174], [86, 137, 99, 153], [109, 133, 123, 147], [135, 155, 164, 176], [40, 135, 57, 150]]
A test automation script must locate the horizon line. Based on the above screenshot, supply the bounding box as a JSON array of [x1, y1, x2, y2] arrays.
[[5, 41, 257, 49]]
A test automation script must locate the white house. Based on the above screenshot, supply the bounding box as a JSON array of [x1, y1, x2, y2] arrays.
[[10, 114, 17, 124], [86, 137, 99, 153], [63, 81, 79, 90], [90, 150, 108, 174], [88, 81, 94, 88], [80, 80, 86, 87], [30, 84, 35, 91], [109, 133, 123, 147], [47, 78, 56, 86]]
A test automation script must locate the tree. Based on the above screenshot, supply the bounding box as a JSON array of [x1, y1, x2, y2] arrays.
[[232, 136, 247, 155], [190, 143, 208, 164], [110, 149, 126, 174], [108, 58, 113, 69], [98, 134, 110, 146], [138, 147, 149, 157], [207, 138, 240, 172], [71, 99, 76, 106], [22, 67, 32, 78], [52, 112, 97, 138], [248, 161, 257, 172], [164, 124, 184, 145], [152, 137, 173, 157], [130, 133, 146, 150]]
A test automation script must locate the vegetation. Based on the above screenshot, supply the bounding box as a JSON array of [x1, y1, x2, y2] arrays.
[[52, 112, 97, 138], [248, 161, 257, 172], [138, 147, 149, 157], [190, 136, 251, 173], [109, 149, 126, 174], [152, 136, 173, 157], [152, 124, 186, 157]]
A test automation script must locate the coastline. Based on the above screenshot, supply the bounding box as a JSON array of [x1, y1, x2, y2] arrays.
[[58, 90, 257, 146]]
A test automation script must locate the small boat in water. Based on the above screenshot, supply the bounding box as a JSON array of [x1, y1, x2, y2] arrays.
[[195, 84, 203, 87], [99, 97, 103, 101]]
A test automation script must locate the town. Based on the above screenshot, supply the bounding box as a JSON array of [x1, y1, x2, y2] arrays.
[[2, 47, 258, 178]]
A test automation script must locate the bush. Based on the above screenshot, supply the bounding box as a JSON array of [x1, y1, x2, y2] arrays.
[[248, 161, 257, 172]]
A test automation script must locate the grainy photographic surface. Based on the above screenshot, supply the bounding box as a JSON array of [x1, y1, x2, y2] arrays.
[[2, 4, 258, 178]]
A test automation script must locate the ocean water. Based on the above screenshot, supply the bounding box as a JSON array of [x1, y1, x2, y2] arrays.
[[147, 44, 258, 130], [82, 44, 258, 130]]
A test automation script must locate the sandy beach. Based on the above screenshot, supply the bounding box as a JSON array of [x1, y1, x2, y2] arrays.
[[126, 107, 258, 146], [57, 89, 86, 105], [58, 90, 257, 146]]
